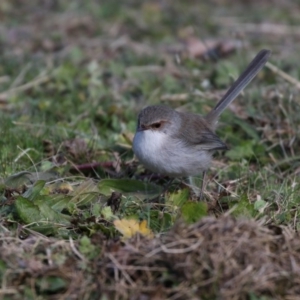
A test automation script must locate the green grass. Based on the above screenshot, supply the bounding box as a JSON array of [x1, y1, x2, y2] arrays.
[[1, 0, 300, 299]]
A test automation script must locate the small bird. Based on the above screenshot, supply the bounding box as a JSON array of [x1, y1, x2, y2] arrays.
[[133, 50, 271, 197]]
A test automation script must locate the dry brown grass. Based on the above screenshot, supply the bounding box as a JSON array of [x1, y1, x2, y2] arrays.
[[1, 216, 300, 299]]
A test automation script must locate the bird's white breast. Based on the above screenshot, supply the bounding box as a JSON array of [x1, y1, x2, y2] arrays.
[[133, 130, 212, 177], [133, 130, 166, 170]]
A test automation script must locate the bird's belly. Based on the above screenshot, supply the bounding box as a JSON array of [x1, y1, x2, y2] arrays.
[[133, 131, 212, 176]]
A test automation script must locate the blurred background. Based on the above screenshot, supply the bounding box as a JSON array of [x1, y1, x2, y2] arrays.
[[1, 1, 299, 60], [0, 0, 299, 176]]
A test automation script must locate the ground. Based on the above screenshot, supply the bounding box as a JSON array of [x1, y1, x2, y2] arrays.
[[0, 0, 300, 299]]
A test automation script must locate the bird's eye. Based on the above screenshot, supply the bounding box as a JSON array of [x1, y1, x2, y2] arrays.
[[151, 122, 161, 129]]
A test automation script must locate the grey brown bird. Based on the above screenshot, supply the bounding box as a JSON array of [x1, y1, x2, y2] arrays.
[[133, 50, 271, 197]]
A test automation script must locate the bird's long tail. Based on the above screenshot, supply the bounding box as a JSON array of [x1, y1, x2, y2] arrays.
[[205, 49, 271, 126]]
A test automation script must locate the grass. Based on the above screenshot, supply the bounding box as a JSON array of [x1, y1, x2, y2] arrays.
[[1, 0, 300, 299]]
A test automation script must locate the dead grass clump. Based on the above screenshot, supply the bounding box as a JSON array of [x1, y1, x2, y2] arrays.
[[1, 216, 300, 299], [97, 216, 300, 300]]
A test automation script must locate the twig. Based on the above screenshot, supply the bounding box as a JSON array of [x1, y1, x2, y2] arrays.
[[0, 76, 10, 84], [161, 93, 190, 102], [0, 73, 50, 101], [161, 90, 217, 102], [161, 238, 203, 254], [266, 61, 300, 90], [0, 288, 18, 295], [105, 264, 166, 272], [220, 21, 300, 37], [70, 161, 115, 171], [69, 237, 86, 261], [10, 63, 32, 89], [146, 238, 203, 257], [126, 65, 163, 76], [107, 254, 136, 286], [14, 146, 39, 176]]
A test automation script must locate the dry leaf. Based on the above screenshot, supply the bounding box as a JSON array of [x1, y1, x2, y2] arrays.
[[62, 138, 89, 159], [169, 37, 244, 60]]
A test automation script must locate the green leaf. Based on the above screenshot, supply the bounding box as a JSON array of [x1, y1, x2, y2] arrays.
[[5, 171, 32, 188], [27, 171, 59, 183], [98, 179, 162, 198], [15, 196, 70, 225], [70, 179, 101, 206], [101, 206, 114, 220], [233, 118, 260, 141], [79, 235, 99, 259], [44, 194, 72, 212], [29, 225, 70, 237], [214, 61, 238, 88], [5, 171, 59, 190], [166, 188, 190, 207], [181, 202, 207, 224], [230, 194, 256, 217], [149, 210, 173, 232], [92, 202, 101, 216], [35, 200, 70, 224], [36, 276, 67, 293], [276, 212, 291, 224], [225, 140, 256, 160], [248, 292, 272, 300], [15, 197, 41, 224], [254, 199, 268, 213], [22, 180, 46, 201]]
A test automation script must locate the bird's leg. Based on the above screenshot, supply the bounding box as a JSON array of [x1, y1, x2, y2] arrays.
[[188, 171, 206, 200], [198, 171, 207, 200], [162, 178, 175, 194]]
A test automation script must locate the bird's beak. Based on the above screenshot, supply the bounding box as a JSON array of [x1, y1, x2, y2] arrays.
[[137, 125, 147, 132]]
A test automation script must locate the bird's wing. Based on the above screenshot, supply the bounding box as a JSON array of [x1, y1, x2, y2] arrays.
[[177, 112, 228, 151]]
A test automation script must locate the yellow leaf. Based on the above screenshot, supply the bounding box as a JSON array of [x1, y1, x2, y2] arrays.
[[113, 218, 153, 239], [139, 220, 153, 237], [113, 219, 139, 239]]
